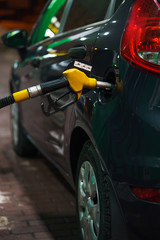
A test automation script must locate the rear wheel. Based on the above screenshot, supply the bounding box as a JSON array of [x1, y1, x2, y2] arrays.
[[11, 103, 37, 157], [76, 141, 111, 240]]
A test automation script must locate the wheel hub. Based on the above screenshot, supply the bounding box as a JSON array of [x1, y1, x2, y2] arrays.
[[78, 161, 100, 240]]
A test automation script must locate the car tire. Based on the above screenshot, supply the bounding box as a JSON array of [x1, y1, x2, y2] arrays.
[[11, 103, 37, 157], [76, 140, 111, 240]]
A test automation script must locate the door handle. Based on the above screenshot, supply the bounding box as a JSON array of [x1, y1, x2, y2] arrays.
[[68, 46, 86, 59], [30, 57, 41, 68]]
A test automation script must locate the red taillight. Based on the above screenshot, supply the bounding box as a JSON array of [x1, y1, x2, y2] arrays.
[[120, 0, 160, 76], [131, 186, 160, 203]]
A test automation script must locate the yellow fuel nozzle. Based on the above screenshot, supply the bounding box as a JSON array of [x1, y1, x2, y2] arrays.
[[63, 68, 116, 99], [63, 68, 97, 99]]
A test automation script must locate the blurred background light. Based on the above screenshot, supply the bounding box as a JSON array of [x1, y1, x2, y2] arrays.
[[0, 0, 46, 36]]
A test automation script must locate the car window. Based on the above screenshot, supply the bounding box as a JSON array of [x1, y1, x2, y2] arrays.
[[65, 0, 111, 32], [30, 0, 67, 45]]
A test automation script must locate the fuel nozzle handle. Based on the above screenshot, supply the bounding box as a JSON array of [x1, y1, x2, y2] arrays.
[[63, 68, 117, 99]]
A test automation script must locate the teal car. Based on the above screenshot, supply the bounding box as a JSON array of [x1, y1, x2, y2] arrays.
[[2, 0, 160, 239]]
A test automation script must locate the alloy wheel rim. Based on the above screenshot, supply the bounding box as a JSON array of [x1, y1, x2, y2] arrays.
[[11, 103, 19, 146], [78, 161, 100, 240]]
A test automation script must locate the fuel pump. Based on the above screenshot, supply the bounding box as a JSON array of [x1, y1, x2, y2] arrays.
[[0, 68, 121, 111]]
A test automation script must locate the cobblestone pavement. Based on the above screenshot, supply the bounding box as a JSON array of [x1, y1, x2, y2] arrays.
[[0, 45, 80, 240]]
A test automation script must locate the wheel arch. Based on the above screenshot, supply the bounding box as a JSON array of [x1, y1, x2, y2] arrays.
[[70, 126, 89, 183]]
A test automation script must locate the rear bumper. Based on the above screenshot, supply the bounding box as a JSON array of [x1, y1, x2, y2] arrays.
[[115, 182, 160, 240]]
